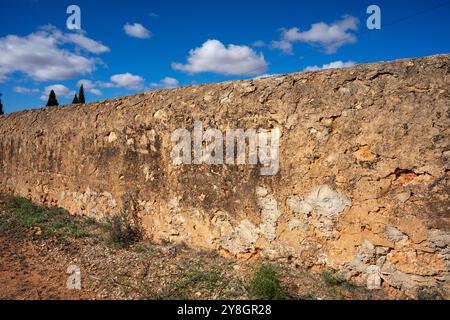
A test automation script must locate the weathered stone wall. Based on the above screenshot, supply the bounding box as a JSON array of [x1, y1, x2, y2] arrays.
[[1, 54, 449, 298]]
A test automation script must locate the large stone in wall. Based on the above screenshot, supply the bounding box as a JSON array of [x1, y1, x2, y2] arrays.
[[0, 54, 449, 298]]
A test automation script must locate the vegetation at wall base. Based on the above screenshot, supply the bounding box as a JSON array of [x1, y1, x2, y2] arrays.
[[248, 264, 287, 300]]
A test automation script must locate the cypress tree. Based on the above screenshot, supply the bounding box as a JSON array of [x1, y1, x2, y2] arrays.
[[78, 84, 85, 103], [46, 90, 59, 107], [0, 93, 4, 115], [72, 94, 79, 104]]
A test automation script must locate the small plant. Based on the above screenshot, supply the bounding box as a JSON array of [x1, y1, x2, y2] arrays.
[[248, 263, 287, 300], [417, 287, 444, 300], [2, 196, 90, 241], [322, 271, 346, 286], [185, 267, 223, 292], [158, 281, 191, 300], [157, 261, 228, 300], [106, 194, 141, 247]]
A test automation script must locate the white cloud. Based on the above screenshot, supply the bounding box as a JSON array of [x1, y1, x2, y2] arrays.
[[40, 24, 110, 54], [275, 16, 358, 54], [77, 74, 146, 92], [110, 73, 145, 90], [270, 40, 293, 55], [40, 84, 75, 101], [97, 81, 115, 88], [172, 39, 267, 75], [0, 26, 108, 82], [161, 77, 179, 87], [124, 23, 151, 39], [304, 60, 356, 71], [41, 24, 110, 54], [77, 79, 95, 89], [151, 77, 179, 88], [253, 73, 278, 79], [63, 33, 110, 54], [252, 40, 266, 47], [14, 86, 39, 94], [75, 74, 147, 94], [89, 88, 103, 96]]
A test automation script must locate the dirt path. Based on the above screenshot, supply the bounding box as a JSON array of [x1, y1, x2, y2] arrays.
[[0, 235, 91, 299]]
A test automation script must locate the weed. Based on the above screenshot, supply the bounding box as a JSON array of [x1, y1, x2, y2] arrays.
[[158, 261, 228, 300], [106, 194, 142, 247], [248, 263, 287, 300], [322, 271, 346, 286], [158, 283, 191, 300], [185, 267, 223, 291], [417, 287, 444, 300], [131, 243, 157, 255], [113, 274, 156, 298]]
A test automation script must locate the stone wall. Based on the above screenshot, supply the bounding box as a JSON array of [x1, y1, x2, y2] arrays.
[[1, 54, 449, 298]]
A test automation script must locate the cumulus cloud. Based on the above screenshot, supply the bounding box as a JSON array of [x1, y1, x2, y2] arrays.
[[0, 33, 93, 82], [14, 86, 39, 94], [304, 60, 356, 71], [89, 88, 103, 96], [96, 81, 115, 88], [270, 40, 293, 55], [40, 84, 75, 101], [110, 73, 145, 90], [40, 25, 110, 54], [172, 39, 267, 75], [124, 23, 151, 39], [77, 79, 95, 89], [0, 26, 108, 82], [76, 74, 146, 93], [274, 16, 358, 54], [63, 33, 110, 54], [151, 77, 179, 88]]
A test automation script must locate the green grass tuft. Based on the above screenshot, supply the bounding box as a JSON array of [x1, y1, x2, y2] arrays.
[[1, 196, 90, 241], [248, 264, 287, 300]]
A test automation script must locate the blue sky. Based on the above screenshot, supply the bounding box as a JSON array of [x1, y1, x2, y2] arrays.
[[1, 0, 449, 113]]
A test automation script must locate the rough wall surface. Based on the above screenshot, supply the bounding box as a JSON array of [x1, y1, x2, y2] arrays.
[[1, 54, 449, 298]]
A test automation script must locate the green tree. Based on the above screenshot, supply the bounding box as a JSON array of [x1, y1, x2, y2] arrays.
[[0, 93, 4, 115], [78, 84, 85, 104], [46, 90, 59, 107], [72, 94, 79, 104]]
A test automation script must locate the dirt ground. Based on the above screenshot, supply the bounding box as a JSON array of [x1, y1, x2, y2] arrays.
[[0, 235, 90, 299], [0, 194, 385, 300]]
